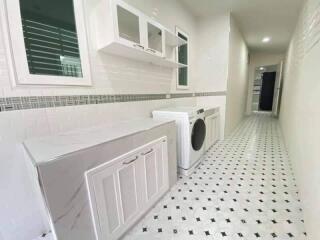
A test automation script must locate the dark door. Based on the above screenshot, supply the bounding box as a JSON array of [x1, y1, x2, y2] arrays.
[[191, 119, 206, 151], [259, 72, 276, 111]]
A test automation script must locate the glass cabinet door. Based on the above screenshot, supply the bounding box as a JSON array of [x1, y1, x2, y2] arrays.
[[146, 22, 163, 56], [116, 5, 142, 49]]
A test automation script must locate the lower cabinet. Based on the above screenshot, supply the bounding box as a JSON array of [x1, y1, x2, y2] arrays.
[[85, 137, 169, 240], [205, 114, 220, 151]]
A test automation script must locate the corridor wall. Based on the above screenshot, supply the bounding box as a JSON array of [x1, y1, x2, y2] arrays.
[[280, 0, 320, 239]]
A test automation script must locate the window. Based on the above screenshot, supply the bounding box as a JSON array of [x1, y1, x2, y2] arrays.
[[1, 0, 91, 86], [176, 27, 189, 89]]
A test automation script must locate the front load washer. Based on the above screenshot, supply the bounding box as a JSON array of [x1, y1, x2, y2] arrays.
[[152, 107, 206, 175]]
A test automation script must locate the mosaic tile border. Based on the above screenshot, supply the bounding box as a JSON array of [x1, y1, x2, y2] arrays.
[[195, 91, 226, 97], [0, 91, 226, 112]]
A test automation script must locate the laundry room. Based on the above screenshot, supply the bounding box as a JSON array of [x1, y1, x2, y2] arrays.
[[0, 0, 314, 239]]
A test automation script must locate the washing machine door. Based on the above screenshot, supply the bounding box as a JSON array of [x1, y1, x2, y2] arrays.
[[191, 118, 206, 151]]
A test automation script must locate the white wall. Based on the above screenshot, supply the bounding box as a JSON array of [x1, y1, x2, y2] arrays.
[[279, 0, 320, 239], [246, 52, 284, 114], [225, 16, 248, 135], [195, 14, 230, 92], [0, 0, 232, 239], [194, 13, 231, 138], [194, 13, 249, 136]]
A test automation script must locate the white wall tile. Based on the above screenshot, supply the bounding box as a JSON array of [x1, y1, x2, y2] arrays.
[[280, 0, 320, 238]]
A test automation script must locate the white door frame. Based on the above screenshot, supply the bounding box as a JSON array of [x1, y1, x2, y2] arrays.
[[272, 61, 283, 116]]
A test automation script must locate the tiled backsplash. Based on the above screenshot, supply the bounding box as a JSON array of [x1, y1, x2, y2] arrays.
[[0, 91, 226, 112], [195, 92, 226, 97]]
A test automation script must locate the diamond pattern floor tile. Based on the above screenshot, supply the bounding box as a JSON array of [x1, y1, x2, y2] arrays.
[[123, 114, 307, 240]]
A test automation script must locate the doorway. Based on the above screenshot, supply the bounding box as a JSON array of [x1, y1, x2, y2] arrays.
[[251, 63, 283, 115], [259, 72, 276, 111]]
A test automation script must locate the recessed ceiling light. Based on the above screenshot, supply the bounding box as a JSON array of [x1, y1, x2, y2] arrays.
[[262, 37, 271, 43]]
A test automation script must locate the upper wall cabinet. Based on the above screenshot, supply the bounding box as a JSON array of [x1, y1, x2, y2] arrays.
[[0, 0, 92, 86], [93, 0, 187, 68]]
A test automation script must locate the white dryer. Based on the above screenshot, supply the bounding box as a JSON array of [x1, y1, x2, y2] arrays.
[[152, 107, 206, 175]]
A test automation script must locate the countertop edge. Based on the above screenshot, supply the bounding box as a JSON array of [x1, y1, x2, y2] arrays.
[[25, 119, 176, 166]]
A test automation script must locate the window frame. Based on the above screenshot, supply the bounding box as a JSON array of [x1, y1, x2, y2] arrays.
[[0, 0, 92, 86], [175, 26, 189, 90]]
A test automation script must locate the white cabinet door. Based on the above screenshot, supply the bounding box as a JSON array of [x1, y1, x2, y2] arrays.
[[205, 115, 220, 150], [205, 116, 212, 150], [145, 19, 165, 57], [205, 119, 209, 151], [86, 152, 143, 240], [113, 0, 145, 51], [214, 116, 220, 142], [155, 140, 169, 193], [90, 162, 122, 240], [141, 138, 169, 206], [118, 159, 143, 224], [86, 137, 169, 240], [210, 117, 217, 145]]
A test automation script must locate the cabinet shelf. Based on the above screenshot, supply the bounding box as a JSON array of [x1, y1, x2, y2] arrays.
[[99, 41, 186, 68]]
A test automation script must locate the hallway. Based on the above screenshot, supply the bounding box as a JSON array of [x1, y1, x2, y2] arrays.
[[124, 114, 307, 239]]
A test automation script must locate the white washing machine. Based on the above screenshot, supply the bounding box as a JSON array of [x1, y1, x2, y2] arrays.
[[152, 107, 206, 175]]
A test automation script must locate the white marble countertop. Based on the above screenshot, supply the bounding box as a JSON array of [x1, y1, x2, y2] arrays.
[[24, 118, 174, 165]]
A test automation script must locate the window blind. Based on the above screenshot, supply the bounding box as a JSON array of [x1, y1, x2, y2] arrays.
[[22, 18, 83, 77]]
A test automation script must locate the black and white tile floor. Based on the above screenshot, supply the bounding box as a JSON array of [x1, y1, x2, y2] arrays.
[[123, 114, 307, 240]]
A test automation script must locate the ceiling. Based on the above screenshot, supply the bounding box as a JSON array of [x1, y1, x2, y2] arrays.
[[180, 0, 305, 52]]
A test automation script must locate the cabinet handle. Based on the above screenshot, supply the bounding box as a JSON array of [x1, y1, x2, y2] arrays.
[[141, 148, 153, 156], [133, 44, 144, 50], [123, 156, 138, 165]]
